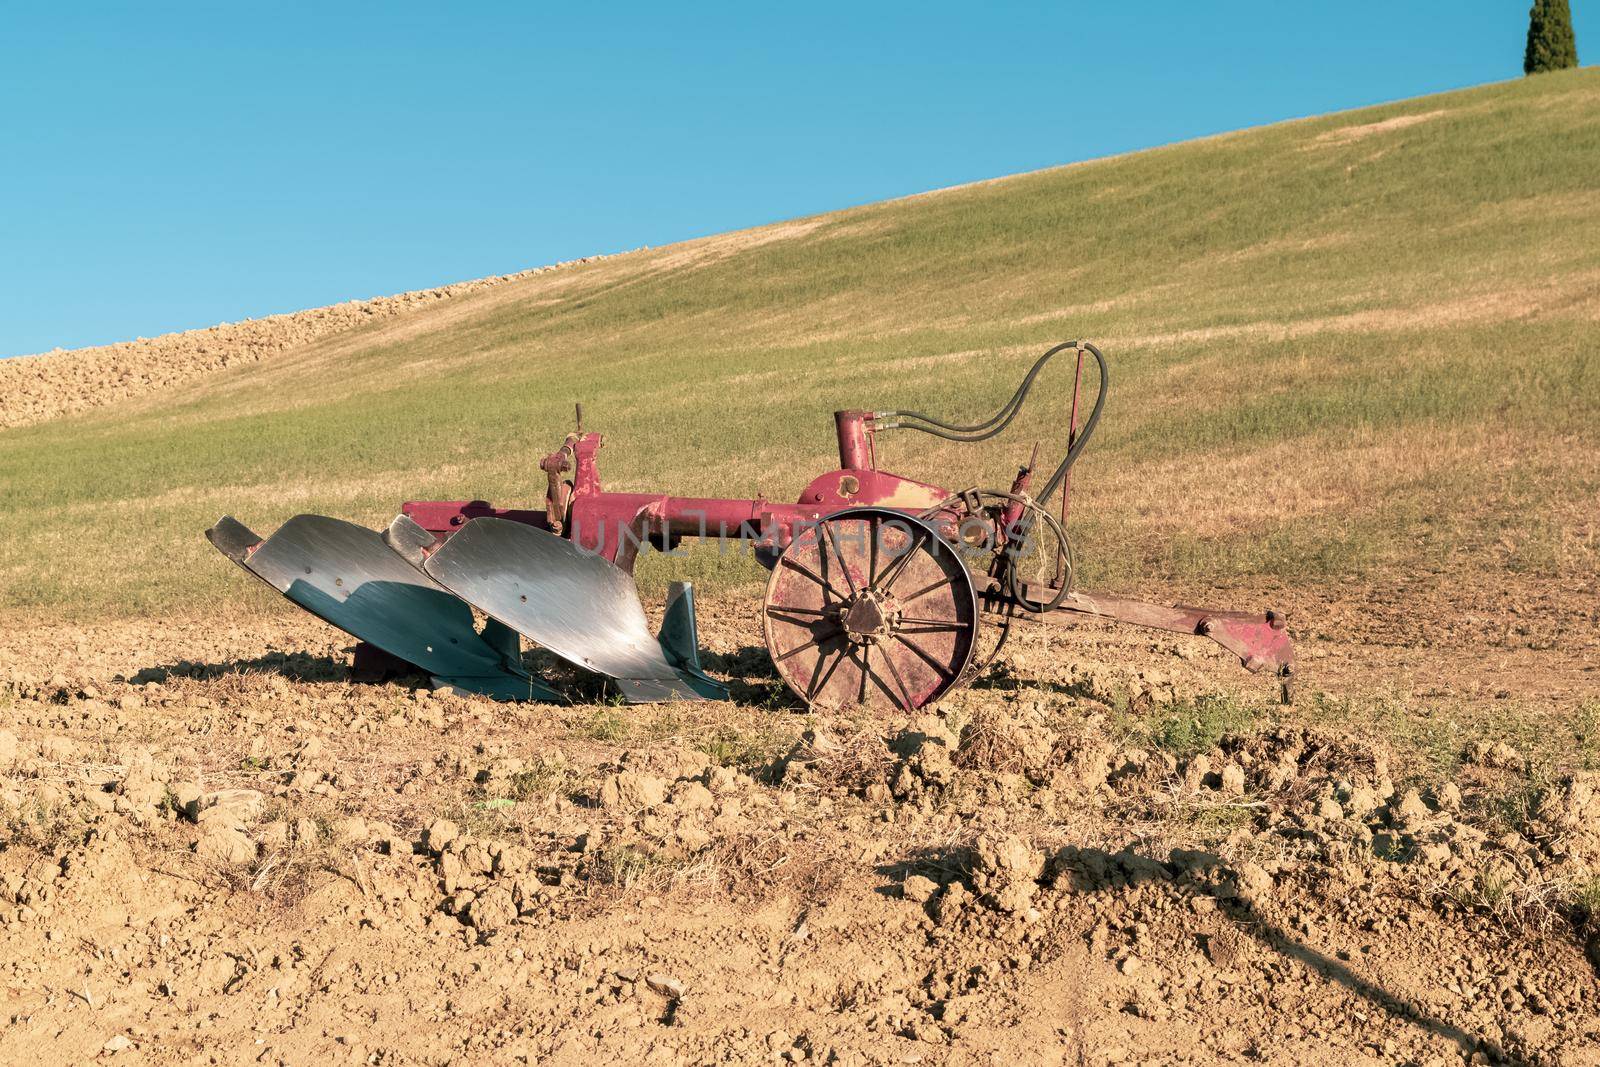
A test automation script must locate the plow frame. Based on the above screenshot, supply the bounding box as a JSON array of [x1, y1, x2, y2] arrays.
[[211, 341, 1293, 708], [388, 347, 1294, 705]]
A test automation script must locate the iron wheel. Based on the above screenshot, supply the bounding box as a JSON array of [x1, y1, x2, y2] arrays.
[[762, 507, 979, 711]]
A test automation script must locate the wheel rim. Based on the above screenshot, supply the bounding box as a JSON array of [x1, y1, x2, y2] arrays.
[[762, 507, 979, 711]]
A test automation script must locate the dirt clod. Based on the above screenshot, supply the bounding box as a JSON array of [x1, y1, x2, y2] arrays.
[[0, 595, 1597, 1063]]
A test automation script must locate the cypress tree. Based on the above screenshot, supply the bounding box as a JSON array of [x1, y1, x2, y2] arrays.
[[1524, 0, 1579, 74]]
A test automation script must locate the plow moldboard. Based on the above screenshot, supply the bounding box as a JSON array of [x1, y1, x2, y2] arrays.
[[411, 517, 724, 703], [206, 514, 562, 701]]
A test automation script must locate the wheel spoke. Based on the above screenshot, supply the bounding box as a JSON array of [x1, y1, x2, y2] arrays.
[[857, 645, 871, 703], [805, 646, 847, 702], [868, 516, 879, 587], [898, 578, 950, 607], [869, 530, 928, 595], [894, 633, 954, 680], [765, 604, 828, 619], [780, 552, 847, 601], [822, 522, 859, 596], [896, 616, 964, 629], [775, 626, 843, 663], [878, 645, 917, 711]]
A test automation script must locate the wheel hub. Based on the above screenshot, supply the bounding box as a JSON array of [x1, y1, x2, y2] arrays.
[[840, 590, 898, 643]]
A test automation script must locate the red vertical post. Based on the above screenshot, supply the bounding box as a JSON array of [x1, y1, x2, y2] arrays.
[[1060, 349, 1086, 526], [834, 411, 876, 470]]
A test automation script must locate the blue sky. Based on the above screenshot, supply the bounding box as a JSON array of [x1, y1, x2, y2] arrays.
[[1, 2, 1589, 358]]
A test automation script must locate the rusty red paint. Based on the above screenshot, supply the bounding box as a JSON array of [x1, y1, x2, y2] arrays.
[[396, 395, 1295, 703], [1018, 586, 1295, 679], [833, 410, 876, 470], [401, 500, 549, 534]]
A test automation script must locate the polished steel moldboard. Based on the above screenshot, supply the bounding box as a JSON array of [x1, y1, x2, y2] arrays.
[[205, 514, 562, 702], [416, 517, 719, 702]]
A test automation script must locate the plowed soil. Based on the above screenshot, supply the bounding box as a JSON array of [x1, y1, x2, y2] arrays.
[[2, 569, 1597, 1066]]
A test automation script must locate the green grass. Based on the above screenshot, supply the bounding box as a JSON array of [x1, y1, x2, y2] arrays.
[[581, 709, 631, 742], [503, 755, 577, 803], [1153, 694, 1261, 758], [1116, 692, 1264, 760], [695, 722, 793, 773], [1573, 877, 1600, 917], [3, 70, 1599, 618]]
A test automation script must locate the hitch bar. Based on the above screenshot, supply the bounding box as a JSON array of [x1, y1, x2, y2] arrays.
[[1017, 582, 1294, 688]]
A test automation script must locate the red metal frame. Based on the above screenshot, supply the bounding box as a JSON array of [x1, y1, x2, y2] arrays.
[[398, 407, 1294, 684]]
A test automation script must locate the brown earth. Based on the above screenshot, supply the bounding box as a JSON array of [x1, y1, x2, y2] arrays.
[[0, 255, 616, 430], [1, 567, 1598, 1066]]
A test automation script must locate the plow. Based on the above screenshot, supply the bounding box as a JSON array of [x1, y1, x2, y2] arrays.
[[207, 342, 1294, 711]]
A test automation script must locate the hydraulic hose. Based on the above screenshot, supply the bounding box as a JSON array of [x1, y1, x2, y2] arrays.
[[887, 341, 1109, 613], [882, 341, 1107, 509]]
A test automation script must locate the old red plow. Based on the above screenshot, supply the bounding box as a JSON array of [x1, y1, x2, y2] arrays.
[[208, 342, 1293, 709]]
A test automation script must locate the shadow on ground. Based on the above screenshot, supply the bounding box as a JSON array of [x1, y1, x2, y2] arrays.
[[876, 842, 1528, 1065], [128, 643, 791, 708]]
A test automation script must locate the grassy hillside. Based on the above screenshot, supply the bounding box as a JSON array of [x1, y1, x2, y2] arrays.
[[3, 70, 1597, 619]]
